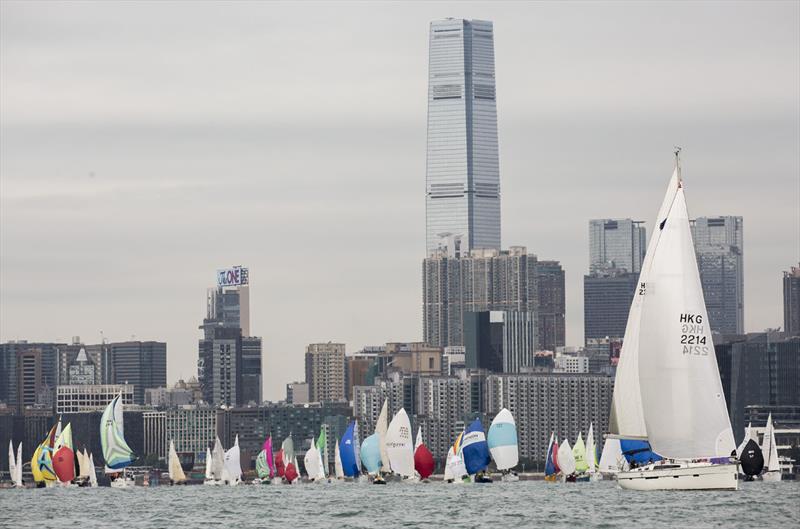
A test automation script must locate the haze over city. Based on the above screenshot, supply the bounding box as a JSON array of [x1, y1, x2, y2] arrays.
[[1, 1, 798, 401]]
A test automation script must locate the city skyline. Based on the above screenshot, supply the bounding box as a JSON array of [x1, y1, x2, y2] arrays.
[[1, 2, 798, 401]]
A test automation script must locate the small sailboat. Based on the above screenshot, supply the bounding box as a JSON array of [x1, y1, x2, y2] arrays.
[[360, 432, 383, 483], [462, 418, 492, 483], [340, 421, 361, 479], [557, 438, 577, 482], [75, 448, 93, 487], [761, 413, 781, 482], [253, 436, 274, 484], [488, 409, 519, 481], [203, 447, 215, 485], [334, 440, 345, 480], [168, 440, 187, 484], [53, 423, 76, 485], [32, 420, 60, 487], [222, 435, 242, 486], [598, 437, 625, 477], [7, 441, 22, 487], [304, 439, 322, 482], [544, 433, 559, 482], [586, 424, 599, 481], [739, 439, 763, 481], [284, 456, 299, 484], [413, 427, 434, 481], [572, 433, 590, 482], [101, 395, 135, 488], [87, 452, 98, 487], [317, 429, 328, 481], [385, 408, 415, 479], [613, 151, 738, 491]]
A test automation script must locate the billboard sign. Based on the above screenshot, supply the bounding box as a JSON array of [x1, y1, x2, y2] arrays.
[[217, 266, 249, 288]]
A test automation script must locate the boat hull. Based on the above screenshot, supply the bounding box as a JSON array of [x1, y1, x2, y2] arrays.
[[761, 470, 781, 482], [618, 462, 738, 491], [109, 477, 135, 488]]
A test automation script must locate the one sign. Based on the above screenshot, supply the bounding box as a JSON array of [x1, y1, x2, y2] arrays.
[[217, 266, 249, 287]]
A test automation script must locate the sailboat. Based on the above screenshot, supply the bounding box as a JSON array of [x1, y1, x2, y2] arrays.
[[53, 423, 76, 486], [340, 421, 361, 479], [75, 448, 91, 487], [586, 424, 599, 481], [462, 418, 492, 483], [334, 439, 345, 480], [385, 408, 414, 479], [735, 423, 755, 457], [222, 435, 242, 486], [572, 433, 590, 482], [413, 427, 434, 482], [7, 441, 22, 487], [203, 447, 215, 485], [739, 438, 763, 481], [284, 456, 299, 484], [443, 433, 468, 484], [254, 436, 274, 484], [544, 433, 559, 482], [360, 431, 383, 483], [31, 420, 60, 487], [317, 429, 328, 481], [613, 151, 738, 491], [87, 452, 98, 487], [304, 439, 322, 482], [168, 440, 187, 484], [598, 437, 625, 477], [488, 409, 519, 481], [376, 400, 390, 482], [557, 438, 577, 482], [761, 413, 781, 482], [101, 395, 136, 488], [281, 434, 297, 484]]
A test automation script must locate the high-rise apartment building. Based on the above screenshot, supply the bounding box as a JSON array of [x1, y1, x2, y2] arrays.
[[589, 219, 646, 274], [583, 269, 638, 344], [423, 245, 558, 349], [305, 343, 346, 403], [416, 376, 473, 460], [691, 216, 744, 334], [425, 18, 501, 254], [535, 261, 566, 351], [107, 341, 167, 405], [0, 342, 60, 409], [784, 264, 800, 337], [464, 311, 536, 373], [198, 327, 241, 407]]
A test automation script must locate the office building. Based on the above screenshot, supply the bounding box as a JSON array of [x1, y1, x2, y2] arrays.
[[442, 346, 466, 375], [305, 343, 346, 403], [240, 337, 262, 405], [145, 379, 200, 408], [107, 341, 167, 405], [166, 407, 218, 466], [0, 342, 61, 409], [589, 219, 646, 274], [535, 261, 566, 351], [784, 264, 800, 337], [205, 265, 251, 336], [464, 311, 535, 373], [198, 326, 242, 407], [353, 374, 417, 436], [691, 216, 744, 334], [57, 338, 104, 386], [485, 373, 614, 465], [424, 245, 552, 348], [583, 269, 638, 344], [554, 354, 589, 374], [425, 18, 500, 254], [346, 354, 376, 400], [286, 381, 309, 404], [143, 410, 167, 461], [56, 384, 134, 414]]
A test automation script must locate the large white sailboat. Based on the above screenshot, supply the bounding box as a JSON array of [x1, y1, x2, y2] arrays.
[[385, 408, 415, 479], [222, 435, 242, 486], [761, 413, 781, 482], [101, 394, 136, 488], [614, 151, 738, 491]]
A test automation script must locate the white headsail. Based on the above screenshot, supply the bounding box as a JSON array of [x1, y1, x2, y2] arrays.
[[223, 435, 242, 485], [168, 440, 187, 483], [211, 437, 225, 481], [762, 413, 780, 473], [304, 439, 320, 480], [557, 438, 577, 476], [385, 408, 414, 478], [586, 423, 596, 474], [377, 400, 390, 473]]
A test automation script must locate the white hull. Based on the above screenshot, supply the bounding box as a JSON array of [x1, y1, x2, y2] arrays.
[[501, 473, 519, 482], [761, 470, 781, 482], [203, 479, 222, 485], [109, 477, 135, 488], [618, 462, 738, 491]]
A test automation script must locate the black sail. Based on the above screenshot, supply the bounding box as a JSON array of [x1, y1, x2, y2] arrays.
[[740, 439, 764, 476]]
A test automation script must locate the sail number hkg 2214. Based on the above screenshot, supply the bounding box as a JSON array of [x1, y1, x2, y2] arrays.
[[679, 313, 709, 355]]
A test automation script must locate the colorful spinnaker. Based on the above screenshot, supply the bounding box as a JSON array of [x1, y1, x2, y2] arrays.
[[265, 436, 275, 478], [53, 422, 76, 483], [461, 418, 491, 476], [487, 408, 518, 472], [339, 421, 360, 477], [101, 395, 135, 472], [360, 432, 382, 475], [572, 433, 588, 474]]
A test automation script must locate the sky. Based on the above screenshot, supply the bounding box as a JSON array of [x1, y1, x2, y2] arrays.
[[1, 1, 798, 401]]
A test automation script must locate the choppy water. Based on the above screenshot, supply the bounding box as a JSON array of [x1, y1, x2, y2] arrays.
[[1, 479, 798, 528]]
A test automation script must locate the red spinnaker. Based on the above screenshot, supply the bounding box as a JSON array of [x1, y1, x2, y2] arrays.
[[414, 444, 435, 480], [53, 446, 75, 482], [284, 461, 298, 483], [274, 450, 285, 477]]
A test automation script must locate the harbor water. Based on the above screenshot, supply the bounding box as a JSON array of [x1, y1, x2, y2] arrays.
[[1, 479, 798, 528]]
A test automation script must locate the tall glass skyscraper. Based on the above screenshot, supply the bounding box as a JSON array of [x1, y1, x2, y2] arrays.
[[588, 218, 646, 274], [425, 18, 501, 255]]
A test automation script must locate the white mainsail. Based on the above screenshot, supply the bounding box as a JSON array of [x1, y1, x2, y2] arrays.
[[334, 441, 344, 479], [8, 441, 16, 486], [586, 423, 596, 474], [304, 440, 321, 480], [762, 413, 780, 473], [637, 175, 735, 459], [88, 453, 98, 487], [377, 400, 390, 473], [222, 435, 242, 485], [168, 440, 187, 483], [736, 423, 755, 457], [77, 448, 89, 479], [204, 448, 213, 480], [211, 437, 225, 481], [610, 170, 681, 440], [414, 427, 423, 451], [14, 442, 23, 486], [385, 408, 414, 478], [557, 438, 577, 476]]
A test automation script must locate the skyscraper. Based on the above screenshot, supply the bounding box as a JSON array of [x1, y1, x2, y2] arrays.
[[784, 264, 800, 337], [107, 341, 167, 405], [691, 216, 744, 334], [589, 219, 646, 274], [304, 343, 346, 403], [583, 269, 639, 344], [426, 18, 501, 254], [535, 261, 566, 351], [464, 310, 536, 373]]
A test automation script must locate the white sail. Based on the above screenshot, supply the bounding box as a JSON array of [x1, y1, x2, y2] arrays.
[[204, 448, 213, 480], [168, 440, 187, 483], [450, 453, 467, 480], [211, 437, 225, 481], [8, 441, 16, 486], [637, 180, 735, 459], [223, 435, 242, 485], [736, 423, 754, 457], [77, 448, 89, 478], [15, 443, 23, 486], [316, 439, 327, 479], [385, 408, 414, 478], [599, 438, 625, 474], [586, 423, 596, 474], [414, 427, 423, 450], [376, 400, 390, 473], [762, 414, 780, 473], [557, 438, 577, 475], [334, 442, 344, 479], [610, 170, 680, 439], [487, 408, 518, 471], [88, 453, 98, 487], [304, 440, 320, 480]]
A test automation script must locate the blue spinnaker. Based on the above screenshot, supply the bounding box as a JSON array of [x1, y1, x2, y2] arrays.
[[360, 432, 382, 474], [461, 418, 491, 475], [340, 421, 360, 477]]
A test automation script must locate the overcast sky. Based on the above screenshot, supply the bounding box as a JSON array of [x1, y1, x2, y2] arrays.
[[1, 1, 798, 401]]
